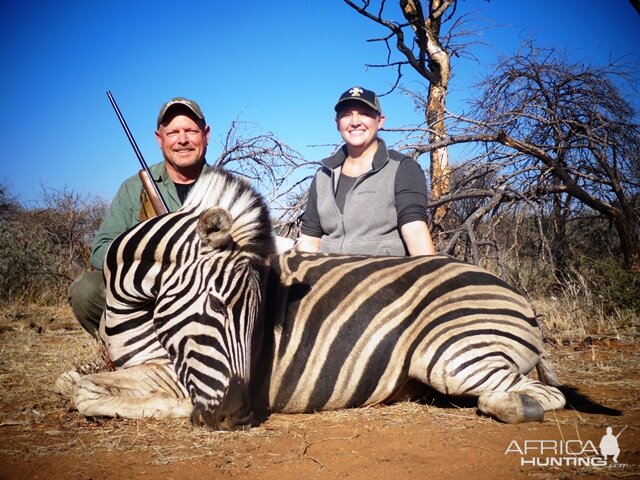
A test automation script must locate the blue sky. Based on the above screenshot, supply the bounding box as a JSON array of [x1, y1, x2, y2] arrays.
[[1, 1, 638, 205]]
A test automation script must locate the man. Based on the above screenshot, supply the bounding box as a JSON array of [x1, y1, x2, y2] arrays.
[[296, 86, 436, 256], [68, 97, 210, 337]]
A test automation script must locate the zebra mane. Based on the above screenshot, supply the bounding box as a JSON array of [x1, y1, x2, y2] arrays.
[[182, 168, 275, 261]]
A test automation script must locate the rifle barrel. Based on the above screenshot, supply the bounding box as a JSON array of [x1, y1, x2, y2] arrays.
[[615, 425, 628, 438], [106, 91, 169, 213]]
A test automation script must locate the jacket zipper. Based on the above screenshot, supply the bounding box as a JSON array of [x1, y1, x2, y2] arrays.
[[337, 169, 375, 254]]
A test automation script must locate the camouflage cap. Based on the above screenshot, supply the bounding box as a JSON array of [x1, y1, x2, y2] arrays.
[[334, 86, 382, 115], [156, 97, 205, 128]]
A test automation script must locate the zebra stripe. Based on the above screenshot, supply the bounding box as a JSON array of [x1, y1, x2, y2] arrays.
[[254, 252, 558, 417], [67, 168, 565, 429], [98, 168, 273, 420]]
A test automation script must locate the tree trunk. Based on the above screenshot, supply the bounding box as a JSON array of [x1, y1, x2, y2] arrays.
[[427, 80, 450, 221], [613, 208, 640, 271], [549, 191, 569, 281], [401, 0, 452, 221]]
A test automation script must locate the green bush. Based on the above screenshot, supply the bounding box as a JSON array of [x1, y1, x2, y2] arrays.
[[589, 259, 640, 314]]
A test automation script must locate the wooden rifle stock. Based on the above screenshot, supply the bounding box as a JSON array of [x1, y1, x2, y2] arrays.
[[139, 169, 169, 216], [106, 91, 170, 217]]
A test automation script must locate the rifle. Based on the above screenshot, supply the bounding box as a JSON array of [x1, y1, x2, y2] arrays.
[[615, 425, 627, 438], [106, 91, 169, 216]]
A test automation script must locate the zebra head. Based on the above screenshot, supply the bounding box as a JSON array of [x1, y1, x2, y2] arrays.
[[152, 170, 274, 431]]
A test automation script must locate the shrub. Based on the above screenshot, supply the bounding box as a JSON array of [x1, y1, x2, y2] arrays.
[[0, 184, 107, 305]]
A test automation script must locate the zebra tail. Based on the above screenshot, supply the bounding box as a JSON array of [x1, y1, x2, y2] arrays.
[[536, 349, 563, 387], [537, 348, 622, 417]]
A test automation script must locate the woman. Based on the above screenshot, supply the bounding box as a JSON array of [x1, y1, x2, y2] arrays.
[[297, 86, 435, 256]]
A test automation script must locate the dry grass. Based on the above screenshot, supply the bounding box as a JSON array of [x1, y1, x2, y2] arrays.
[[1, 302, 639, 479], [531, 288, 639, 344], [0, 304, 458, 460], [0, 303, 491, 464]]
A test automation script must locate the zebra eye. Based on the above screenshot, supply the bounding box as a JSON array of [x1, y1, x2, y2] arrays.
[[208, 295, 227, 317]]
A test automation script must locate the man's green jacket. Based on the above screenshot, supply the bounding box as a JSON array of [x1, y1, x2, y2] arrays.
[[90, 161, 209, 270]]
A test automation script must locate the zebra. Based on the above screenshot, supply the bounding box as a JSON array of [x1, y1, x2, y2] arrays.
[[56, 168, 566, 429], [57, 168, 275, 428]]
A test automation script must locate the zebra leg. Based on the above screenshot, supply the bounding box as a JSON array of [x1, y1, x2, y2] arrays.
[[54, 370, 83, 397], [473, 373, 565, 423], [72, 363, 192, 420], [432, 359, 566, 423]]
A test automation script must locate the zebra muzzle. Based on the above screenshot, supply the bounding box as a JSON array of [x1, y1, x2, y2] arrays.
[[190, 378, 254, 431], [190, 404, 253, 431]]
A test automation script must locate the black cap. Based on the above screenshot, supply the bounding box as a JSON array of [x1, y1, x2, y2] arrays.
[[334, 86, 382, 115]]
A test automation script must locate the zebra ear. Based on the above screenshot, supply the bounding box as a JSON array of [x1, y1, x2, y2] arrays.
[[197, 207, 234, 249]]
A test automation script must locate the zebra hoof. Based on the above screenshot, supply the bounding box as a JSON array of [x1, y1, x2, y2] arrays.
[[478, 392, 544, 423], [53, 370, 82, 398]]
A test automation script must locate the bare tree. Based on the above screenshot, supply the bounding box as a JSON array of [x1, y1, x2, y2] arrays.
[[344, 0, 459, 220], [383, 46, 640, 276], [0, 183, 20, 220], [211, 119, 318, 236], [37, 186, 108, 270], [469, 47, 640, 270]]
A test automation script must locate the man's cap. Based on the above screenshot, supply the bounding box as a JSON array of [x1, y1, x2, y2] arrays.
[[334, 86, 382, 115], [157, 97, 205, 128]]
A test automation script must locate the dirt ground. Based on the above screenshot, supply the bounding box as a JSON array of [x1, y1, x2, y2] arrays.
[[0, 306, 638, 480]]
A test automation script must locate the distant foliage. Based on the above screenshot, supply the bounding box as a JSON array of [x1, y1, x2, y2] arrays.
[[587, 259, 640, 315], [0, 184, 107, 304]]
